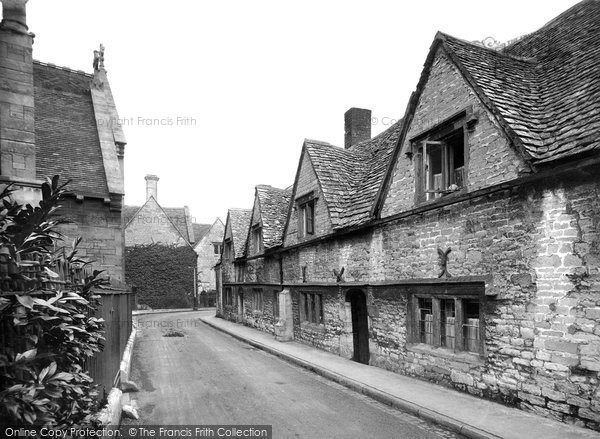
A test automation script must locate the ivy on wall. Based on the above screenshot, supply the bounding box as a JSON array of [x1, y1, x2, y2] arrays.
[[125, 245, 196, 309]]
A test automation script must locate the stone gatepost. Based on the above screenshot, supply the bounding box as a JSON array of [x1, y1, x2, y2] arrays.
[[339, 299, 354, 359], [274, 289, 294, 341]]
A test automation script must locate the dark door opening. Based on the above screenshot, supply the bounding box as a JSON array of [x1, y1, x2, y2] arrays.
[[346, 290, 369, 364]]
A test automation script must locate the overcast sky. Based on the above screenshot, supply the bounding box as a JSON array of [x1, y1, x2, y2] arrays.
[[21, 0, 579, 224]]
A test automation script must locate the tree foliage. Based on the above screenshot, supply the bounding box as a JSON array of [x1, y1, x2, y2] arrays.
[[0, 177, 108, 428]]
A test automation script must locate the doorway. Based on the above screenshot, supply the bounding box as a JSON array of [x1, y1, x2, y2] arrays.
[[346, 289, 369, 364]]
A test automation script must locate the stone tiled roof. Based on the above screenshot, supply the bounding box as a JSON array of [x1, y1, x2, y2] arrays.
[[440, 0, 600, 163], [193, 223, 212, 243], [304, 119, 403, 230], [255, 185, 292, 249], [228, 208, 252, 259], [33, 62, 110, 198], [161, 207, 192, 242]]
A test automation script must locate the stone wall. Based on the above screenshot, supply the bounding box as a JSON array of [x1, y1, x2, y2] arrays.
[[57, 197, 125, 288], [195, 220, 225, 292], [276, 173, 600, 430], [381, 48, 529, 217], [125, 198, 188, 246]]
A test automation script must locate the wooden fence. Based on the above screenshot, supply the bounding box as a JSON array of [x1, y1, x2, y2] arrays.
[[0, 248, 134, 400]]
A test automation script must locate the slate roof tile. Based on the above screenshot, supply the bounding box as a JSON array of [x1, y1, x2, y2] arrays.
[[440, 0, 600, 163], [255, 185, 292, 249], [33, 62, 110, 198], [193, 223, 212, 243], [228, 209, 252, 259]]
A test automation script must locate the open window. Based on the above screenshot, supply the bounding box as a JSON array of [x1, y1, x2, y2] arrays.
[[417, 128, 465, 201]]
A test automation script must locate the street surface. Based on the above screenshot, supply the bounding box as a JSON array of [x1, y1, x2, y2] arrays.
[[123, 310, 463, 439]]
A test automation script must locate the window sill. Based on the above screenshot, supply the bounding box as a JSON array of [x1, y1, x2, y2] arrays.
[[406, 343, 483, 365], [300, 321, 325, 333]]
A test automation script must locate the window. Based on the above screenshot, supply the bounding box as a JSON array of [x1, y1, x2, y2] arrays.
[[252, 288, 264, 312], [224, 239, 233, 259], [224, 287, 233, 306], [416, 128, 465, 202], [296, 193, 316, 238], [273, 291, 280, 319], [409, 288, 482, 355], [252, 225, 263, 254], [213, 243, 223, 255], [300, 292, 324, 325]]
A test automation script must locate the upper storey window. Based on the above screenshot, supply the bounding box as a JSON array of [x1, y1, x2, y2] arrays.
[[296, 192, 316, 238], [411, 109, 475, 204], [418, 128, 465, 202], [252, 225, 263, 254]]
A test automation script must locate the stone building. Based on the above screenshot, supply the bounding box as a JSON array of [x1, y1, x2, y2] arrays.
[[193, 218, 225, 307], [217, 0, 600, 430], [0, 0, 127, 286], [124, 175, 195, 247]]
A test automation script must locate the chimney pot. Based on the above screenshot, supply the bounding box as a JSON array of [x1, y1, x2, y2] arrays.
[[1, 0, 29, 34], [145, 174, 159, 200], [344, 108, 371, 149]]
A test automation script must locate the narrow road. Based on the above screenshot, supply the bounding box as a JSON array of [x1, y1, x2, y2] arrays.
[[123, 310, 463, 439]]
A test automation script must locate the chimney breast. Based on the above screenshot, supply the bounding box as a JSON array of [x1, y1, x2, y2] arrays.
[[145, 174, 159, 200], [0, 0, 36, 181], [344, 108, 371, 149]]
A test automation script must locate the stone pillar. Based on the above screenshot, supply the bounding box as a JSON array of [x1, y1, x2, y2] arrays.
[[0, 0, 36, 180], [274, 289, 294, 342], [145, 174, 159, 200]]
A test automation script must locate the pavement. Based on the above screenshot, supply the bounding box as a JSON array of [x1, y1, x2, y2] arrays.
[[199, 314, 599, 439], [132, 307, 214, 316]]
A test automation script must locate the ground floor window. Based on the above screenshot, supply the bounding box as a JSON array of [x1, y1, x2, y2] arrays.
[[410, 288, 483, 355], [224, 287, 233, 306], [252, 288, 264, 312], [300, 292, 323, 325]]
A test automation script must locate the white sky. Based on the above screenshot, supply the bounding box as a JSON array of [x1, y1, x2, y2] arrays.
[[18, 0, 580, 224]]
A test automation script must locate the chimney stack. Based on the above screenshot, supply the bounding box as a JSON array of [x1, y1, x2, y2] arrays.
[[0, 0, 36, 180], [344, 108, 371, 149], [145, 174, 159, 200]]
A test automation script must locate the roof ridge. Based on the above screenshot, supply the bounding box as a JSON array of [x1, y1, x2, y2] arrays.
[[438, 32, 537, 64], [33, 60, 93, 77]]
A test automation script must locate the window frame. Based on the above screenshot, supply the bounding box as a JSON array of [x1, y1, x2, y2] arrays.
[[300, 292, 324, 325], [223, 239, 233, 259], [252, 288, 264, 313], [407, 286, 484, 356], [411, 111, 470, 205], [296, 192, 317, 238], [252, 224, 263, 254], [272, 290, 280, 319]]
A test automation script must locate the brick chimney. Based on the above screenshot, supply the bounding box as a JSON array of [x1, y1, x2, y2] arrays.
[[344, 108, 371, 149], [145, 174, 159, 200], [0, 0, 36, 180]]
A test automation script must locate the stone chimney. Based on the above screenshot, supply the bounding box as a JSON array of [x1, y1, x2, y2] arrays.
[[344, 108, 371, 149], [145, 174, 159, 200], [0, 0, 36, 180]]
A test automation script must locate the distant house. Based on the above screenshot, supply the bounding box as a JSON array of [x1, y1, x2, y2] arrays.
[[124, 176, 197, 308], [216, 208, 252, 319], [193, 218, 225, 307]]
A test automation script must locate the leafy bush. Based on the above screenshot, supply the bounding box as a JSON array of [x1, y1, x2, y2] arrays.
[[125, 244, 196, 309], [0, 177, 108, 428]]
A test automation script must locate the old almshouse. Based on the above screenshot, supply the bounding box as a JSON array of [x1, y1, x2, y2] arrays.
[[216, 0, 600, 430]]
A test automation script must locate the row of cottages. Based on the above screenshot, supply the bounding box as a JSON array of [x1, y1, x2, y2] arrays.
[[0, 0, 132, 395], [124, 176, 223, 307], [217, 0, 600, 430]]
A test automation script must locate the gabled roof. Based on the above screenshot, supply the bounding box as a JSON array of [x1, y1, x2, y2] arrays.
[[254, 185, 292, 249], [226, 208, 252, 259], [375, 0, 600, 215], [299, 119, 403, 230], [434, 0, 599, 163], [124, 199, 194, 244], [34, 62, 110, 199], [193, 223, 212, 243]]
